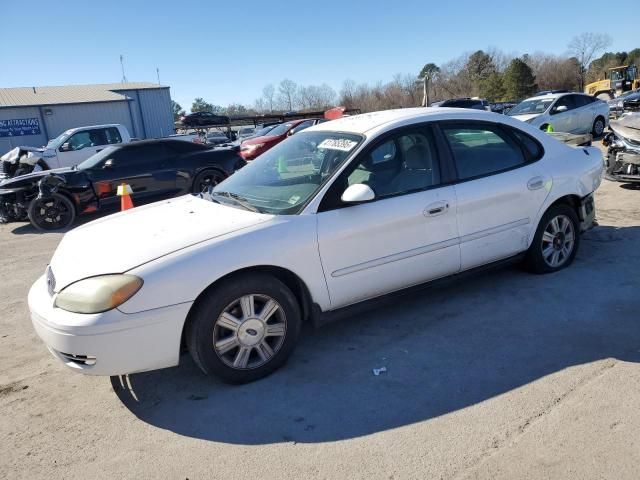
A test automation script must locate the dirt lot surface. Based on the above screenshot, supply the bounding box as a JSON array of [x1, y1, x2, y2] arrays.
[[1, 157, 639, 479]]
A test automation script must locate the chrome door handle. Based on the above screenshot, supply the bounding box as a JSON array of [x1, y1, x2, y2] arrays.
[[424, 201, 449, 217], [527, 177, 544, 190]]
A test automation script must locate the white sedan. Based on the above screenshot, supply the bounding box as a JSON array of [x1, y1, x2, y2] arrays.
[[29, 108, 604, 384], [508, 92, 609, 136]]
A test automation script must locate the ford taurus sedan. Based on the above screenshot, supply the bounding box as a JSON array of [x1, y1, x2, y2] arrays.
[[509, 92, 609, 137], [29, 108, 603, 384]]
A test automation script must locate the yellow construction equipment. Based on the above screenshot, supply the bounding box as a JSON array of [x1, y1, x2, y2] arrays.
[[585, 65, 639, 99]]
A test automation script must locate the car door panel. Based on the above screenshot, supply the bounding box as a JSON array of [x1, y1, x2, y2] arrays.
[[316, 126, 460, 309], [454, 166, 549, 269], [317, 187, 460, 308], [441, 122, 550, 270]]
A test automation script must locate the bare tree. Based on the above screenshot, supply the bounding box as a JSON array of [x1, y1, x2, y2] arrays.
[[567, 32, 612, 90], [253, 98, 267, 114], [262, 84, 275, 112], [278, 79, 298, 111]]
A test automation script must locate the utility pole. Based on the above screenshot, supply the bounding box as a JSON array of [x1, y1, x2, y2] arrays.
[[120, 55, 128, 83], [156, 67, 161, 85]]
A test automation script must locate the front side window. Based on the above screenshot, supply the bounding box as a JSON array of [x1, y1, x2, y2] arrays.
[[346, 130, 440, 198], [551, 96, 576, 114], [210, 131, 363, 214], [442, 124, 526, 180]]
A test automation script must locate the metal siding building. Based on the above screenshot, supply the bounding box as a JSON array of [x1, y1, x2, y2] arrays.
[[0, 83, 174, 153]]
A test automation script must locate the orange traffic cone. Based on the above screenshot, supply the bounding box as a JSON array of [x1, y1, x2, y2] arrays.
[[117, 183, 134, 211]]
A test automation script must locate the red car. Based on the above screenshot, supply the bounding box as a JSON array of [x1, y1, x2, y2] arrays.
[[240, 118, 324, 160]]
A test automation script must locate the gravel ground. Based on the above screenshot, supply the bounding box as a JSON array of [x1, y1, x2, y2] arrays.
[[1, 154, 639, 479]]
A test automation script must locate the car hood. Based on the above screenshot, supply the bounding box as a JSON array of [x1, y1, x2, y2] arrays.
[[49, 195, 272, 291], [0, 167, 75, 188], [510, 113, 541, 123]]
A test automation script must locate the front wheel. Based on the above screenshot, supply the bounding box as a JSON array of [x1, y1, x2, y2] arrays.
[[27, 193, 76, 231], [192, 169, 225, 194], [525, 204, 580, 274], [592, 116, 605, 137], [186, 273, 302, 384]]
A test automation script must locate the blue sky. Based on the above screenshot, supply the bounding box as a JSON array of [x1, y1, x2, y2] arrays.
[[2, 0, 638, 111]]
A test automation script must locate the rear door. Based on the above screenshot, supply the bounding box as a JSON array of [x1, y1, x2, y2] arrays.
[[316, 124, 460, 308], [439, 121, 549, 270]]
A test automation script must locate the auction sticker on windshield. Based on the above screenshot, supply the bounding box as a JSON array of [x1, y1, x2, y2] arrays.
[[318, 138, 358, 152]]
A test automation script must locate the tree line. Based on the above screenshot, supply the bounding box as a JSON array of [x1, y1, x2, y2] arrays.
[[172, 32, 640, 119]]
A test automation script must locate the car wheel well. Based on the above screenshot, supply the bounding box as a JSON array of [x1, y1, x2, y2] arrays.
[[180, 266, 314, 349], [33, 188, 78, 213], [548, 194, 581, 218]]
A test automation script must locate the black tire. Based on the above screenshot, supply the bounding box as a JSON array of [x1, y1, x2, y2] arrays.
[[525, 204, 580, 274], [592, 116, 606, 137], [186, 273, 302, 384], [27, 193, 76, 231], [191, 169, 226, 194]]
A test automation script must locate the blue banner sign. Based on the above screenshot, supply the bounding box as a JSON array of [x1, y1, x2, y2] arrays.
[[0, 118, 41, 137]]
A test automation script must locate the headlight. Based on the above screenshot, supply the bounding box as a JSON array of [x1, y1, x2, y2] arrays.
[[54, 275, 143, 314], [617, 101, 624, 108], [241, 143, 264, 151]]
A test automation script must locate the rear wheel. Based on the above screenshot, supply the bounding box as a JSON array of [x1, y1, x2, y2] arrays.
[[592, 116, 605, 137], [27, 193, 76, 231], [191, 169, 225, 194], [186, 273, 302, 384], [525, 204, 579, 274]]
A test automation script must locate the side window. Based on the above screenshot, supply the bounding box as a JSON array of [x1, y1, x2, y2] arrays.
[[551, 96, 576, 114], [573, 95, 591, 108], [442, 124, 526, 180], [346, 129, 440, 198], [507, 127, 544, 161], [111, 145, 166, 167], [66, 131, 93, 151], [104, 127, 122, 144]]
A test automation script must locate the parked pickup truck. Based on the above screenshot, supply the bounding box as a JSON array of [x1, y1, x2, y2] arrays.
[[39, 124, 131, 169]]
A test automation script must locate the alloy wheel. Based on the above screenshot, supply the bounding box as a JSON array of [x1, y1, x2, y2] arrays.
[[213, 294, 287, 370], [541, 214, 575, 268], [32, 198, 72, 229], [594, 119, 605, 136]]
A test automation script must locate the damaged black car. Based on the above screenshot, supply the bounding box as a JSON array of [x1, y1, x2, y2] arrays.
[[603, 114, 640, 183], [0, 139, 245, 231]]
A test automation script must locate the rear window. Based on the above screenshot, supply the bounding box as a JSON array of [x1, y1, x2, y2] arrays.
[[508, 127, 544, 161]]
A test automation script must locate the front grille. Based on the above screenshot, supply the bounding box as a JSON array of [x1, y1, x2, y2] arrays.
[[56, 351, 97, 366]]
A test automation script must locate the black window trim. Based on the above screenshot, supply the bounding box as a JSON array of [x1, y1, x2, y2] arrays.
[[435, 119, 544, 184], [317, 122, 453, 213]]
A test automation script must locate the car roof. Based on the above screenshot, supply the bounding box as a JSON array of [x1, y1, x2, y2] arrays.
[[307, 107, 553, 137], [523, 92, 590, 102]]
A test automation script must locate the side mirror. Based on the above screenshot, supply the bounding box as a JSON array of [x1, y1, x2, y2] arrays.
[[341, 183, 375, 203], [553, 105, 568, 114], [59, 143, 71, 152], [103, 159, 114, 169]]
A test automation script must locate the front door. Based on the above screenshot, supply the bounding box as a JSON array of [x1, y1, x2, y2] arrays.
[[439, 122, 550, 270], [87, 143, 175, 208], [316, 126, 460, 309], [548, 95, 578, 133]]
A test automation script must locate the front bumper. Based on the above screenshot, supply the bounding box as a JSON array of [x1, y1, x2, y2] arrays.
[[28, 275, 192, 376]]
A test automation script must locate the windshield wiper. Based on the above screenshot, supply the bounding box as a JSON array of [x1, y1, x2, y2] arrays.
[[211, 191, 262, 213]]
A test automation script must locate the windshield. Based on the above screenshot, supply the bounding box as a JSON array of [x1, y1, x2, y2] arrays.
[[209, 131, 363, 214], [46, 131, 71, 149], [508, 98, 554, 116], [239, 128, 254, 135], [263, 122, 295, 137], [76, 146, 117, 170]]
